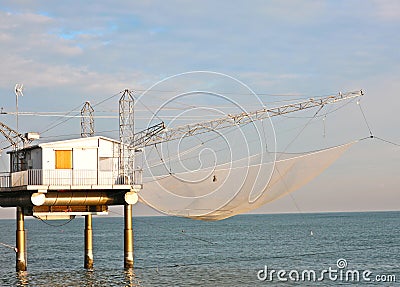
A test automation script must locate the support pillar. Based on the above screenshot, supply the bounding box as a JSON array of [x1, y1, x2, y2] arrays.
[[84, 214, 94, 269], [124, 204, 134, 269], [16, 207, 27, 271]]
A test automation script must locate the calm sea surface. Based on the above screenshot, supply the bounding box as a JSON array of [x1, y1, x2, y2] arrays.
[[0, 211, 399, 286]]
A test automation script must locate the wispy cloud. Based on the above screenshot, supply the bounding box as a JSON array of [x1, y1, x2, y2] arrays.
[[372, 0, 400, 21]]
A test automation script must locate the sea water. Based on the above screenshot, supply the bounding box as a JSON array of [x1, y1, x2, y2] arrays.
[[0, 211, 399, 286]]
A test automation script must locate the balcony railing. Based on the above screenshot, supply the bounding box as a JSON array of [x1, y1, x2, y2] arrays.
[[0, 169, 133, 188], [0, 173, 10, 188]]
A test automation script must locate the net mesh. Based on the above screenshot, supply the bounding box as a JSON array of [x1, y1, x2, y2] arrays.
[[139, 141, 355, 221]]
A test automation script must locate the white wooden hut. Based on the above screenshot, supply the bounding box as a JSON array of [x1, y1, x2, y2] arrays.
[[5, 136, 130, 190]]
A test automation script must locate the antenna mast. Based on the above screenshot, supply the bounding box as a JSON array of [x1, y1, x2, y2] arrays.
[[14, 84, 24, 148]]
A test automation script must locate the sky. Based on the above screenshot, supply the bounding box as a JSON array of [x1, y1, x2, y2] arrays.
[[0, 0, 399, 219]]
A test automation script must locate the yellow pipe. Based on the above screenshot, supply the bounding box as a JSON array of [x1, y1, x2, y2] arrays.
[[84, 214, 93, 269], [124, 204, 134, 269], [16, 207, 27, 271], [0, 191, 129, 207]]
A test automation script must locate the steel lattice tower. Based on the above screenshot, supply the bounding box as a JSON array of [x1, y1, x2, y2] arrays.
[[119, 89, 135, 184], [81, 101, 94, 137]]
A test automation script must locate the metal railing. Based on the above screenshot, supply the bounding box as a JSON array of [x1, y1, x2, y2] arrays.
[[0, 169, 131, 188], [0, 173, 10, 188]]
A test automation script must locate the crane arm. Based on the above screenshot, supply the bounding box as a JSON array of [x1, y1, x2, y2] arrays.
[[0, 122, 27, 149], [132, 90, 363, 148], [132, 122, 165, 149]]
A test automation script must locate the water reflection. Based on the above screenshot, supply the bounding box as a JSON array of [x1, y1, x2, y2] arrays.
[[16, 271, 29, 287], [11, 268, 143, 287], [124, 268, 142, 287], [84, 269, 95, 287]]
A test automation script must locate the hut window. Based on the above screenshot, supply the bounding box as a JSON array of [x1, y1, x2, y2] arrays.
[[99, 157, 113, 171], [55, 150, 72, 169]]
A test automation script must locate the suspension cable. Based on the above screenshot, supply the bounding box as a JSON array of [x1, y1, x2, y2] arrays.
[[131, 90, 164, 123], [374, 136, 400, 147], [0, 241, 17, 252], [357, 99, 373, 137], [277, 105, 325, 160]]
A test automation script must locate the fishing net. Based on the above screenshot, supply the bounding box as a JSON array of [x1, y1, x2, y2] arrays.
[[138, 141, 355, 221], [132, 72, 361, 221]]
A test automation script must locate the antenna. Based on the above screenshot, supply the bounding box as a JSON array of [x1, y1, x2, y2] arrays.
[[14, 84, 24, 148], [15, 84, 24, 97]]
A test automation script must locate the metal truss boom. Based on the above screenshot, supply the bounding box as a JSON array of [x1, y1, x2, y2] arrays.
[[0, 122, 28, 150], [131, 122, 165, 149], [132, 90, 363, 148]]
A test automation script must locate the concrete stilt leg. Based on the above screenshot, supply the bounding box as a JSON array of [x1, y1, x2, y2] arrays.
[[84, 214, 94, 269], [16, 207, 27, 272], [124, 204, 134, 269]]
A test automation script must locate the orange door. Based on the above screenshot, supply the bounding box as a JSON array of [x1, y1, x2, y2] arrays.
[[55, 150, 72, 169]]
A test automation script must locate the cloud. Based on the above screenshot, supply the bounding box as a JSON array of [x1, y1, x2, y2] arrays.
[[0, 0, 399, 220], [0, 9, 152, 96], [372, 0, 400, 21]]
